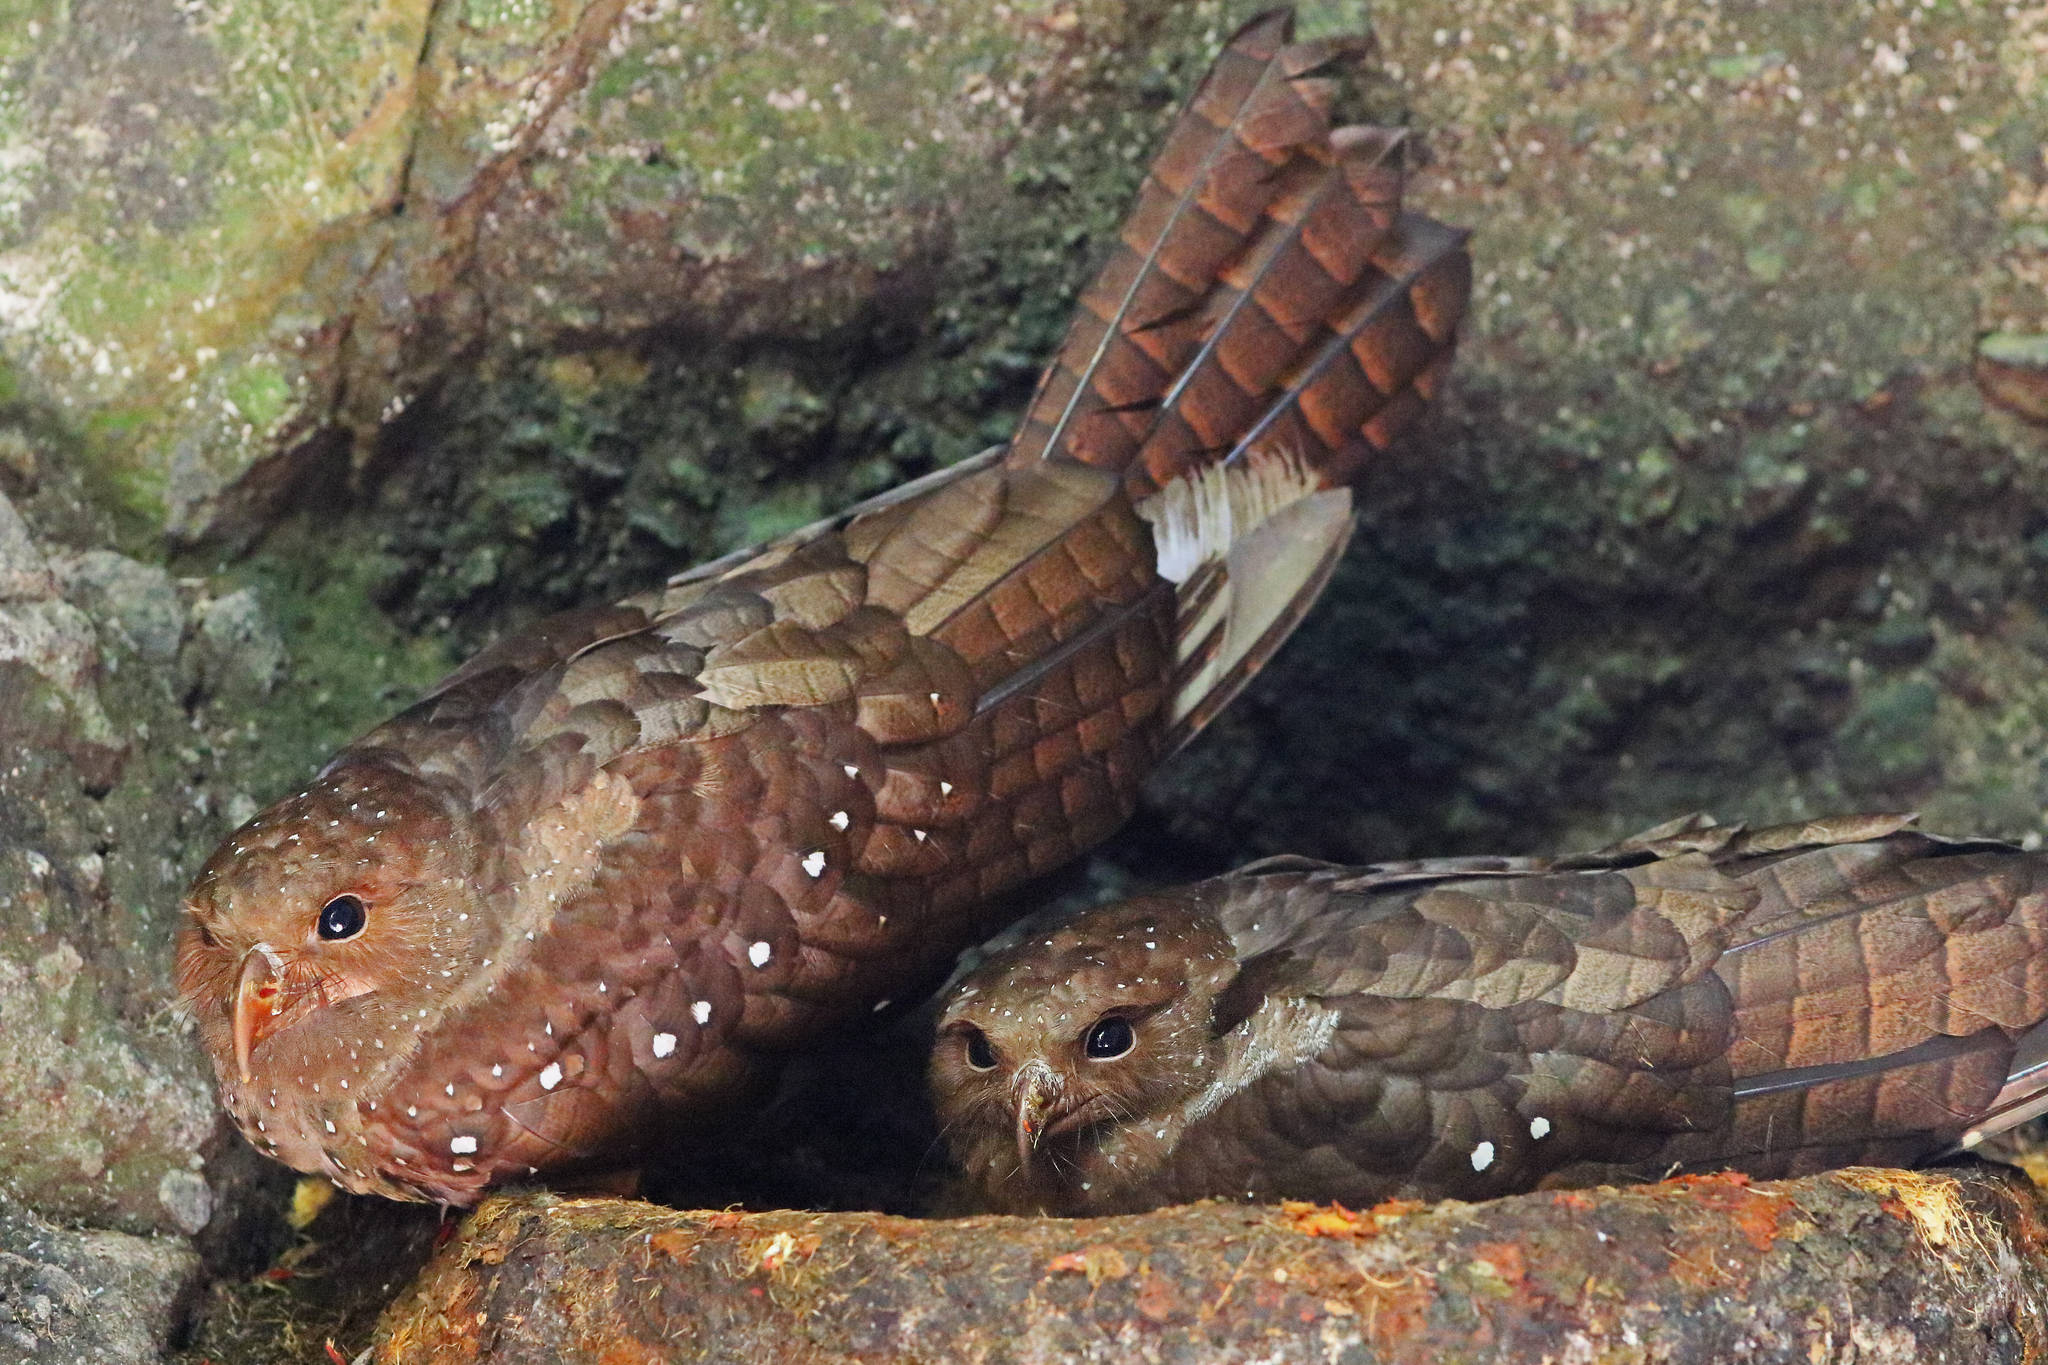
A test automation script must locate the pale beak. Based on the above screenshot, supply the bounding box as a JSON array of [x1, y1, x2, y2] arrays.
[[1014, 1060, 1060, 1171], [232, 942, 289, 1083]]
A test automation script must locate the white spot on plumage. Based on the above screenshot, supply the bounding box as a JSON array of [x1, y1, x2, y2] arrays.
[[802, 850, 827, 877], [829, 811, 849, 832], [843, 764, 859, 779], [1529, 1116, 1551, 1140], [539, 1063, 563, 1091], [1471, 1141, 1496, 1171], [652, 1032, 677, 1058], [912, 828, 928, 842], [749, 941, 772, 967], [450, 1135, 478, 1155], [692, 1000, 712, 1024], [324, 1120, 336, 1134]]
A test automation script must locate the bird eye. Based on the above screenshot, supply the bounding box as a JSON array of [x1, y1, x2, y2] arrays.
[[1085, 1015, 1135, 1060], [963, 1027, 997, 1071], [317, 894, 368, 942]]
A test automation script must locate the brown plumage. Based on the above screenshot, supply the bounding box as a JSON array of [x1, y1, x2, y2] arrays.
[[174, 10, 1471, 1205], [933, 813, 2048, 1216]]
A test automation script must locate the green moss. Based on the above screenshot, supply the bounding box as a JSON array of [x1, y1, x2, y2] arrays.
[[227, 537, 457, 793], [224, 0, 1247, 660], [0, 0, 429, 522], [722, 481, 824, 547], [222, 355, 295, 435], [1706, 52, 1775, 83], [1840, 678, 1941, 783], [1981, 332, 2048, 367], [461, 0, 550, 29]]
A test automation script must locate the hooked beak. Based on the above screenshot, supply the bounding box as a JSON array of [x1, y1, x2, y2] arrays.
[[1013, 1060, 1060, 1171], [232, 942, 289, 1084]]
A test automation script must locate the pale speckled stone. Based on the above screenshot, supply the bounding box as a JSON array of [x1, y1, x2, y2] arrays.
[[0, 1197, 200, 1364]]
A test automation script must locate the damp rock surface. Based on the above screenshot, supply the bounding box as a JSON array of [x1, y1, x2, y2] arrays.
[[0, 1195, 201, 1365], [371, 1167, 2048, 1364]]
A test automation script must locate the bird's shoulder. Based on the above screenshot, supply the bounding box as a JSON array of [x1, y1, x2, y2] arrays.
[[1203, 843, 1761, 1019]]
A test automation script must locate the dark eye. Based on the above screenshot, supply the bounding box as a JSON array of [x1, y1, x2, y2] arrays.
[[317, 894, 367, 941], [1085, 1015, 1135, 1060], [963, 1028, 997, 1071]]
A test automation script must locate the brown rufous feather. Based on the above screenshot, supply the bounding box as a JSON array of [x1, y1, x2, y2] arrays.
[[1005, 13, 1468, 498]]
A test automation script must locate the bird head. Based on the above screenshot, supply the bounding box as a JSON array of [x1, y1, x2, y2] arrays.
[[176, 761, 486, 1097], [931, 894, 1239, 1213]]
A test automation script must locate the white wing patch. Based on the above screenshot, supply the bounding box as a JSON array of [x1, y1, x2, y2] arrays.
[[1136, 447, 1356, 732], [1137, 446, 1330, 585]]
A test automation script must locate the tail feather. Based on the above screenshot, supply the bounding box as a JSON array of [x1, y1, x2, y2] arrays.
[[1008, 11, 1469, 496], [1690, 832, 2048, 1164], [996, 10, 1470, 746], [1687, 1027, 2015, 1176], [1219, 209, 1470, 487], [1129, 128, 1410, 487], [1006, 10, 1345, 474]]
